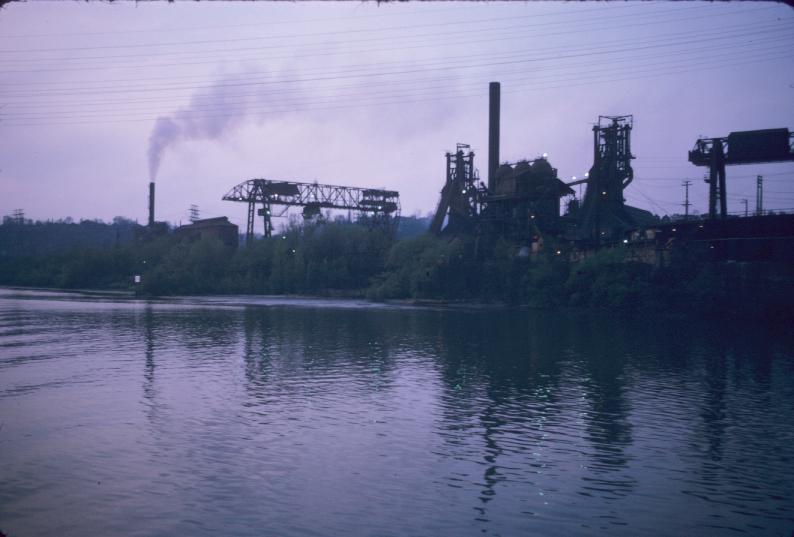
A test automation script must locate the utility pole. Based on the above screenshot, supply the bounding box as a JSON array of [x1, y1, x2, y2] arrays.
[[755, 175, 763, 216], [682, 180, 691, 220], [742, 198, 748, 217], [189, 204, 199, 223]]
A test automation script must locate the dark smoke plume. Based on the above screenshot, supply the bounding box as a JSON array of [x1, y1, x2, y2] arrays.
[[147, 70, 299, 182]]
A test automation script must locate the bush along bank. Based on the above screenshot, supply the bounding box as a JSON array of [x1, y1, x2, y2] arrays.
[[1, 221, 792, 321], [367, 233, 794, 321]]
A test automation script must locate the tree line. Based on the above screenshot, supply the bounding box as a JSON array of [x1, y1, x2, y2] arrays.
[[0, 217, 792, 320]]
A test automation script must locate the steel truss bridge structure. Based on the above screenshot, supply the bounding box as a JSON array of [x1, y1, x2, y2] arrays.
[[689, 128, 793, 219], [222, 179, 400, 245]]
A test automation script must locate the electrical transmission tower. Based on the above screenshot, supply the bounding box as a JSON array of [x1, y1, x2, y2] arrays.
[[682, 180, 691, 219], [189, 204, 200, 223], [12, 209, 24, 224]]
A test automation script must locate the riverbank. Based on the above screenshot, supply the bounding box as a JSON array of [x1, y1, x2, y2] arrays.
[[2, 281, 792, 327], [2, 220, 793, 322]]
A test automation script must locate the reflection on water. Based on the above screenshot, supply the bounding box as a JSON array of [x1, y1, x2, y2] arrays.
[[0, 288, 793, 537]]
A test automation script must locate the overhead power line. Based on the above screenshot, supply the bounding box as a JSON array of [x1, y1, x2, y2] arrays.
[[0, 8, 679, 68], [2, 22, 790, 103], [640, 172, 794, 182], [0, 3, 708, 54], [2, 15, 786, 91], [0, 3, 665, 41], [4, 48, 791, 128], [4, 7, 765, 76], [3, 28, 789, 112], [0, 5, 776, 73], [3, 40, 790, 122], [0, 4, 572, 39], [4, 42, 788, 123]]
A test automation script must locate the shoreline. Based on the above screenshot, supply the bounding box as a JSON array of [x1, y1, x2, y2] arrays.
[[2, 285, 792, 326]]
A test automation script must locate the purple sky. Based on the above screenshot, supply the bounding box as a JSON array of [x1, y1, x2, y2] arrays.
[[1, 2, 793, 231]]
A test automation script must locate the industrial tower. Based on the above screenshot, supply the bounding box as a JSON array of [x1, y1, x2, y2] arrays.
[[429, 144, 485, 235], [578, 116, 637, 243]]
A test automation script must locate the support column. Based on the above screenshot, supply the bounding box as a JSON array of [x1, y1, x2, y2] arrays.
[[246, 201, 255, 246], [708, 140, 727, 220], [261, 202, 272, 238], [708, 159, 717, 220], [717, 139, 727, 219]]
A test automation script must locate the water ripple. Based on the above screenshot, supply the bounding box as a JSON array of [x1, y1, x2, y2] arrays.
[[0, 290, 793, 536]]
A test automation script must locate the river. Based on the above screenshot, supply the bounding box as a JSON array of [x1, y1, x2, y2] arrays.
[[0, 288, 792, 536]]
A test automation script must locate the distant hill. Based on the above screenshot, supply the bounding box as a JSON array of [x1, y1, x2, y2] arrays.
[[0, 217, 139, 257]]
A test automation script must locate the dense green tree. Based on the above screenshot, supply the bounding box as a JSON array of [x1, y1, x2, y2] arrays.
[[1, 216, 793, 321]]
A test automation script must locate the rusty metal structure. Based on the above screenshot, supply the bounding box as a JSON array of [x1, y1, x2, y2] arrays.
[[430, 82, 580, 242], [429, 83, 668, 248], [223, 179, 400, 245], [429, 144, 486, 235], [426, 81, 794, 259], [485, 157, 574, 240], [575, 115, 651, 243], [688, 128, 794, 219]]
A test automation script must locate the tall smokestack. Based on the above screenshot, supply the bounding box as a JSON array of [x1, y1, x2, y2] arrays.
[[488, 81, 500, 192], [148, 182, 155, 227]]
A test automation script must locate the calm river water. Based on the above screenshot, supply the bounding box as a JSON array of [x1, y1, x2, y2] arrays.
[[0, 288, 793, 536]]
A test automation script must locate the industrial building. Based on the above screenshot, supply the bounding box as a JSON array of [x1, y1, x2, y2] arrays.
[[174, 217, 239, 249], [487, 158, 575, 239], [430, 81, 794, 264], [142, 174, 398, 249], [431, 82, 656, 246], [138, 80, 793, 265]]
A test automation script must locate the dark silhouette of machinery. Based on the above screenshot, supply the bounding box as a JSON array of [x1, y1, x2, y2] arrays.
[[429, 144, 486, 235], [431, 83, 648, 244], [223, 179, 400, 245], [688, 128, 794, 219], [484, 157, 574, 239], [574, 115, 656, 243]]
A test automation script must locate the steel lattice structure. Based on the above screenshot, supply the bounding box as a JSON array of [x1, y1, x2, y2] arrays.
[[688, 129, 793, 219], [430, 144, 486, 235], [222, 179, 400, 245], [578, 115, 636, 243]]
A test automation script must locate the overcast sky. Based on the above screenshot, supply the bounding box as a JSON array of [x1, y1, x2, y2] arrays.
[[1, 1, 793, 231]]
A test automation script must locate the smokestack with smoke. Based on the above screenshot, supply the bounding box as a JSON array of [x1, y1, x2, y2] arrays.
[[146, 70, 300, 183]]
